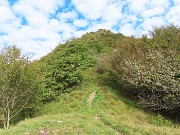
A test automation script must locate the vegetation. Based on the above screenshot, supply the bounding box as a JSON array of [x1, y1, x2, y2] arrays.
[[39, 29, 124, 102], [110, 43, 180, 117], [0, 78, 179, 135], [102, 24, 180, 119], [39, 43, 97, 102], [0, 25, 179, 134], [150, 24, 180, 51], [0, 46, 39, 129]]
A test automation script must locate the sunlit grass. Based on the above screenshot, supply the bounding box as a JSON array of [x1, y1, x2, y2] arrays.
[[0, 75, 179, 135]]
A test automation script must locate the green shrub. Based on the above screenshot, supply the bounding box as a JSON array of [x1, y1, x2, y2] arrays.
[[107, 25, 180, 118], [150, 24, 180, 51], [111, 43, 180, 115], [150, 114, 173, 127], [40, 43, 96, 102]]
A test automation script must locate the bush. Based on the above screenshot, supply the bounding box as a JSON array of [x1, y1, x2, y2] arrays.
[[150, 24, 180, 51], [150, 114, 173, 127], [40, 43, 96, 102], [109, 26, 180, 118]]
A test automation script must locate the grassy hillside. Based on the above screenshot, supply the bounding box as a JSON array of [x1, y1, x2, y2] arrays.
[[0, 69, 179, 135], [0, 29, 179, 134]]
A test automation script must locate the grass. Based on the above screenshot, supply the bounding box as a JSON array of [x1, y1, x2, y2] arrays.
[[0, 71, 179, 135]]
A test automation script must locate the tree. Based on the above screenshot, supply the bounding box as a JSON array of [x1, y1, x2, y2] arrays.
[[110, 41, 180, 117], [150, 24, 180, 51], [40, 43, 96, 102], [0, 46, 38, 129]]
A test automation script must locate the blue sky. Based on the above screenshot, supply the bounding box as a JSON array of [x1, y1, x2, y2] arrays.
[[0, 0, 180, 59]]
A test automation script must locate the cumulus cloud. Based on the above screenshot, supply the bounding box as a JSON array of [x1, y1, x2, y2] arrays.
[[165, 5, 180, 25], [73, 19, 88, 27], [173, 0, 180, 5], [56, 11, 78, 22], [128, 0, 170, 12], [142, 17, 165, 31], [74, 30, 87, 37], [13, 0, 64, 16], [102, 3, 122, 22], [120, 23, 135, 36], [71, 0, 108, 20], [0, 0, 180, 59], [141, 7, 165, 18], [128, 0, 150, 12], [0, 0, 65, 59], [0, 6, 14, 22]]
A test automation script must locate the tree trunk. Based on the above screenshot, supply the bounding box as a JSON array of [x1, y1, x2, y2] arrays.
[[4, 109, 10, 129]]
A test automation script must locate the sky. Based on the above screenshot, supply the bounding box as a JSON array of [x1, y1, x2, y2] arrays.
[[0, 0, 180, 60]]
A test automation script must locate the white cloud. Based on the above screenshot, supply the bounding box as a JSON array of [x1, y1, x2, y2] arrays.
[[74, 30, 87, 38], [121, 15, 138, 25], [88, 21, 116, 32], [165, 5, 180, 25], [120, 23, 135, 36], [73, 19, 88, 27], [71, 1, 123, 31], [173, 0, 180, 5], [141, 7, 165, 18], [102, 3, 122, 22], [12, 0, 65, 28], [72, 0, 108, 20], [142, 17, 165, 32], [0, 1, 21, 41], [0, 6, 16, 23], [13, 0, 64, 16], [0, 0, 180, 60], [128, 0, 170, 13], [0, 32, 61, 60], [0, 0, 65, 60], [56, 11, 78, 22], [0, 0, 9, 7], [149, 0, 170, 8], [128, 0, 149, 12]]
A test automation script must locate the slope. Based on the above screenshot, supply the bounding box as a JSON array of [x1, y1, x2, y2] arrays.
[[0, 29, 179, 134], [0, 69, 180, 134]]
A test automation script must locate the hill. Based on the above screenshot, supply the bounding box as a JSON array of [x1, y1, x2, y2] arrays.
[[1, 74, 180, 135], [0, 29, 179, 134]]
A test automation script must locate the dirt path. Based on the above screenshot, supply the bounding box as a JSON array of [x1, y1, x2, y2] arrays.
[[87, 91, 96, 107]]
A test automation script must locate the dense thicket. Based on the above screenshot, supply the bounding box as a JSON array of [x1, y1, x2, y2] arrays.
[[102, 25, 180, 118], [40, 43, 96, 102]]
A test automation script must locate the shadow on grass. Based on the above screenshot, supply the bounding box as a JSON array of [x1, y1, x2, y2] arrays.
[[97, 74, 139, 109], [97, 74, 180, 124]]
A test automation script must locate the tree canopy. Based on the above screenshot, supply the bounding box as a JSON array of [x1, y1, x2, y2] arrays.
[[0, 46, 39, 129]]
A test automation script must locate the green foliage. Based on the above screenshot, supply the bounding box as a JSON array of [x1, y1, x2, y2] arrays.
[[39, 29, 124, 103], [40, 43, 96, 102], [0, 28, 180, 133], [0, 80, 179, 135], [0, 46, 40, 128], [80, 29, 124, 53], [150, 24, 180, 51], [107, 25, 180, 118], [150, 114, 173, 127]]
